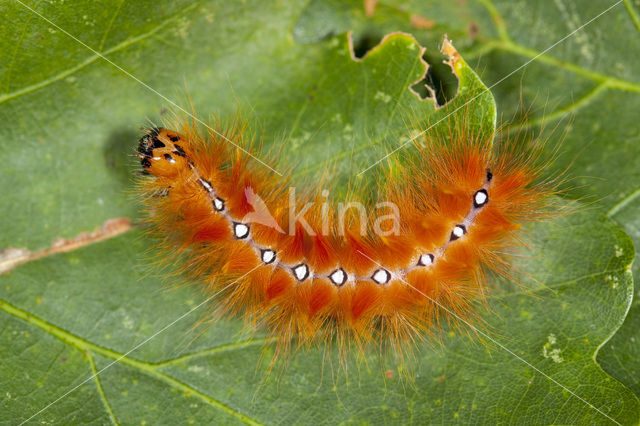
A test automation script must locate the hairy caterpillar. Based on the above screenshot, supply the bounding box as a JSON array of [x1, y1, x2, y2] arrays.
[[135, 115, 557, 361]]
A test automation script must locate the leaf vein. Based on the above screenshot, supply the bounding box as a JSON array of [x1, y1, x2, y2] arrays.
[[623, 0, 640, 34], [0, 2, 199, 105], [506, 81, 609, 131], [607, 187, 640, 217], [87, 352, 119, 425], [494, 41, 640, 93], [98, 0, 126, 52], [487, 267, 628, 300], [3, 1, 38, 94], [0, 298, 262, 425], [476, 0, 512, 43]]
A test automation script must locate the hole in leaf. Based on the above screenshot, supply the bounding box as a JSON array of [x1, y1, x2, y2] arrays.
[[351, 32, 384, 59], [411, 50, 459, 107]]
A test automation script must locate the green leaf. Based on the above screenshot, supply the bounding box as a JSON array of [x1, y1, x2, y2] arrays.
[[1, 0, 638, 424], [299, 0, 640, 410], [435, 0, 640, 406]]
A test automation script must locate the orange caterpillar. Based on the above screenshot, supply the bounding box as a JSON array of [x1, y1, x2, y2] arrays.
[[136, 119, 555, 359]]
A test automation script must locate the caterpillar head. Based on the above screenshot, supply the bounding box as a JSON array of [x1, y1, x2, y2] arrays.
[[138, 128, 190, 177]]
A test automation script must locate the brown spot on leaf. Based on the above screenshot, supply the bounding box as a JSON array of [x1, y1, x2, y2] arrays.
[[0, 218, 132, 274], [410, 14, 435, 30], [363, 0, 377, 17], [441, 36, 460, 69], [469, 21, 479, 39]]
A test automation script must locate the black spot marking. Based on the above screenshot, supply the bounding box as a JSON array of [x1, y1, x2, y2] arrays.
[[152, 138, 165, 149], [163, 153, 173, 161], [169, 135, 180, 142], [140, 158, 151, 168], [473, 189, 488, 208], [198, 178, 213, 193], [486, 169, 493, 182], [450, 225, 467, 241], [173, 144, 187, 157], [137, 136, 154, 157], [137, 128, 162, 156]]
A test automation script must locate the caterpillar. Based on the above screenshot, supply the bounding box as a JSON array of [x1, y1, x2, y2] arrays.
[[135, 116, 556, 361]]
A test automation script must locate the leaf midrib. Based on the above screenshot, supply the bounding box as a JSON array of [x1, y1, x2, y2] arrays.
[[0, 298, 263, 425], [0, 265, 629, 423], [0, 2, 200, 105], [469, 0, 640, 218]]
